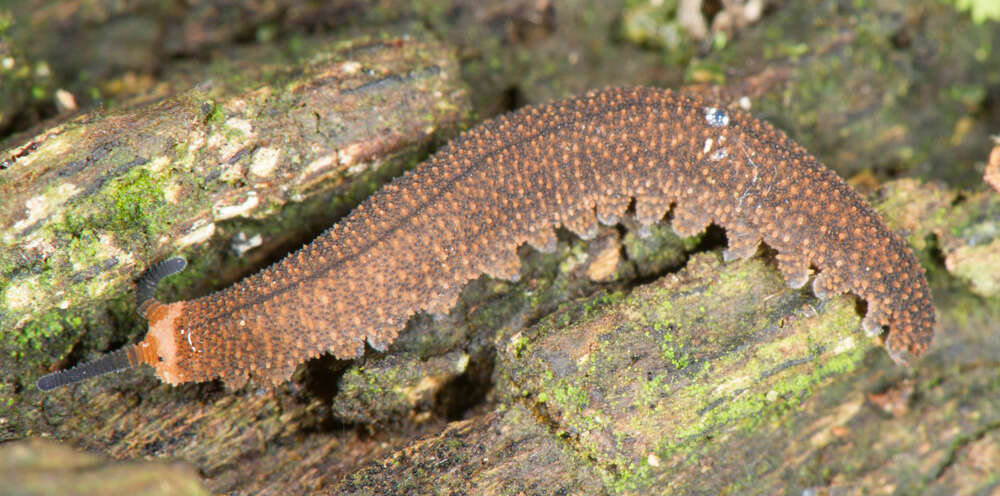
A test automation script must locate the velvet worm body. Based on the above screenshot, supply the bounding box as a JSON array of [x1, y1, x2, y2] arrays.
[[37, 87, 935, 391]]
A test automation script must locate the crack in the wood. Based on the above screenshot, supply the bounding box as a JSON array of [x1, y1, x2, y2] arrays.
[[932, 419, 1000, 481]]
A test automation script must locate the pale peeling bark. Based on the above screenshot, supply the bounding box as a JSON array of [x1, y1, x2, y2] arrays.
[[0, 27, 470, 388]]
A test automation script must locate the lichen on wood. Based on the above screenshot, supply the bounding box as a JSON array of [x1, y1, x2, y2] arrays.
[[1, 26, 471, 394]]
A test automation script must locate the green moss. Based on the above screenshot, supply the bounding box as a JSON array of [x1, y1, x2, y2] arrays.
[[0, 11, 12, 33], [6, 309, 83, 359], [511, 334, 530, 358], [619, 0, 696, 65], [105, 166, 171, 237], [551, 380, 590, 413], [654, 301, 867, 464], [621, 224, 690, 276], [949, 0, 1000, 23], [204, 102, 225, 125], [636, 372, 670, 410], [331, 365, 410, 422], [658, 327, 691, 370], [501, 253, 876, 493], [37, 161, 173, 250], [1, 151, 184, 369]]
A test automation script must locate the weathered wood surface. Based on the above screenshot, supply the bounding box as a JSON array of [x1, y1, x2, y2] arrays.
[[0, 438, 208, 496], [2, 1, 999, 495], [1, 26, 470, 389]]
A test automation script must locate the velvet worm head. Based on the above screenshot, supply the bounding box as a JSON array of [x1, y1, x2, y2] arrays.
[[36, 257, 188, 391]]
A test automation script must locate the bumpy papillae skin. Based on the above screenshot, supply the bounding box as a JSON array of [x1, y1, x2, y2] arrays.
[[145, 87, 933, 388]]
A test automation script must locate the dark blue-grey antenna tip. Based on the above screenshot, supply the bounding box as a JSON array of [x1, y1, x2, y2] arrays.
[[136, 257, 187, 311], [36, 345, 139, 391]]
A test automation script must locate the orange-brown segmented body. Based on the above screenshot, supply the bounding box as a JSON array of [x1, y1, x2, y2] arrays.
[[40, 87, 935, 390]]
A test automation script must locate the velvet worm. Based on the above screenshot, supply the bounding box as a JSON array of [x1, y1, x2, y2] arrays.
[[37, 87, 935, 391]]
